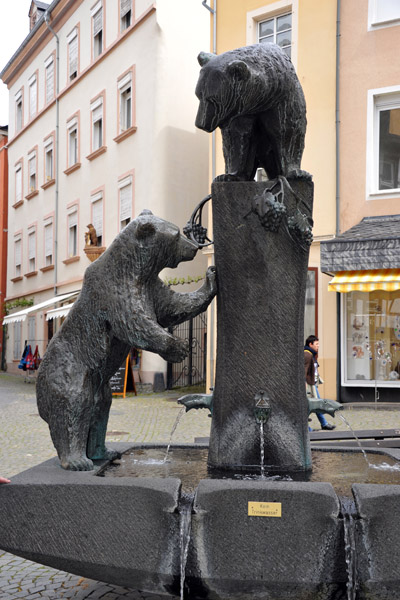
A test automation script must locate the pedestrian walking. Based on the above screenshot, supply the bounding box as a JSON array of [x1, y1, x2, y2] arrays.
[[304, 334, 336, 430]]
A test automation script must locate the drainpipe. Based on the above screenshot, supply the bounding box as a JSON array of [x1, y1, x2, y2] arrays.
[[44, 10, 59, 302], [335, 0, 341, 402], [202, 0, 217, 386]]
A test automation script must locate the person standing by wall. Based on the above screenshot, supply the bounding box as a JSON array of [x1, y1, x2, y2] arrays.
[[304, 334, 336, 430]]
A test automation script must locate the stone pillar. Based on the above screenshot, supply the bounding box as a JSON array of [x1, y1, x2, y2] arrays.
[[208, 178, 313, 472]]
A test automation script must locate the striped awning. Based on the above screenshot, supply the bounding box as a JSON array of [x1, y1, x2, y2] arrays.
[[3, 292, 79, 324], [328, 269, 400, 293], [45, 303, 74, 321]]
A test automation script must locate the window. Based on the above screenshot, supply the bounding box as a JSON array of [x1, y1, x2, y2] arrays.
[[92, 2, 103, 59], [369, 0, 400, 29], [44, 137, 54, 181], [119, 175, 132, 229], [304, 268, 317, 339], [68, 208, 78, 257], [119, 73, 132, 132], [67, 28, 78, 81], [91, 98, 103, 151], [367, 88, 400, 196], [258, 12, 292, 58], [15, 90, 23, 132], [28, 151, 37, 193], [91, 192, 103, 246], [13, 322, 21, 360], [14, 236, 22, 277], [67, 118, 78, 167], [121, 0, 132, 30], [28, 227, 36, 272], [28, 73, 37, 119], [45, 55, 55, 104], [44, 219, 53, 266], [342, 290, 400, 387], [15, 164, 22, 204]]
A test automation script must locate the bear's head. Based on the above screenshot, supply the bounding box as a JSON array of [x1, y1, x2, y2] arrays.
[[195, 51, 251, 132], [121, 210, 198, 274]]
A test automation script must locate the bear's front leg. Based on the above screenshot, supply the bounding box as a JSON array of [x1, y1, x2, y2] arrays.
[[155, 266, 217, 329], [218, 116, 258, 181]]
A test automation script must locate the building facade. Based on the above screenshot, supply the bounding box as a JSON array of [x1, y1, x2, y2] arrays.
[[0, 126, 8, 368], [321, 0, 400, 402], [0, 0, 210, 382]]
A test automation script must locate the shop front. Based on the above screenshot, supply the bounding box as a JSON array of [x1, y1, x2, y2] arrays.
[[321, 215, 400, 403]]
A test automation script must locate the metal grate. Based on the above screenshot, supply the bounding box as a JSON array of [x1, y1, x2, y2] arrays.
[[167, 311, 207, 389]]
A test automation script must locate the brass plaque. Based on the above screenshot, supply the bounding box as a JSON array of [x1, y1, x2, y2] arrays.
[[248, 501, 282, 517]]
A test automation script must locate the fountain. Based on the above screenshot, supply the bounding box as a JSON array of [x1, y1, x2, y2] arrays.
[[1, 42, 400, 600]]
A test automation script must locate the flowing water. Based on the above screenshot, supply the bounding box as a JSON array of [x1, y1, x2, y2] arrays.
[[340, 498, 358, 600], [259, 421, 265, 478], [179, 492, 194, 600], [338, 413, 400, 473], [163, 407, 186, 464]]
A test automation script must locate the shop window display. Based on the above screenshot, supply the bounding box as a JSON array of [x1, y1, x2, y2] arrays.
[[344, 290, 400, 385]]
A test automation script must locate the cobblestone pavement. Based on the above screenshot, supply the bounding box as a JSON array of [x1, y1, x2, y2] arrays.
[[1, 372, 400, 599]]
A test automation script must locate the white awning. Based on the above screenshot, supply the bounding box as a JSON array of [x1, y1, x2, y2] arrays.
[[45, 303, 74, 321], [3, 292, 79, 325]]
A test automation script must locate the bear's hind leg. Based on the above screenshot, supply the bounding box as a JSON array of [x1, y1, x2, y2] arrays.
[[87, 382, 120, 462]]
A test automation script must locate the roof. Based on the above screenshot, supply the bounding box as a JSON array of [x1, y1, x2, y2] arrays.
[[33, 1, 50, 10], [320, 215, 400, 273], [0, 0, 61, 81]]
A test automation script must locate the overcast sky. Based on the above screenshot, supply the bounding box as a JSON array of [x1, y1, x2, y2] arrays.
[[0, 0, 33, 125]]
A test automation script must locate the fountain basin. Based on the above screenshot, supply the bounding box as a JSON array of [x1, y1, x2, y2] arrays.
[[1, 442, 400, 599]]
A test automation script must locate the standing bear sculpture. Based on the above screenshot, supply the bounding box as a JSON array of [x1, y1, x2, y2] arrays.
[[195, 43, 308, 181], [36, 210, 217, 471]]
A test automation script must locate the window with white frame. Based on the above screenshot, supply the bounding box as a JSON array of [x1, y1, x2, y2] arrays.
[[91, 192, 103, 246], [15, 164, 22, 204], [29, 73, 37, 119], [119, 73, 132, 132], [14, 236, 22, 277], [92, 2, 103, 59], [369, 90, 400, 194], [28, 315, 36, 345], [28, 227, 36, 272], [44, 219, 53, 266], [68, 208, 78, 257], [369, 0, 400, 28], [45, 55, 54, 104], [121, 0, 132, 30], [67, 118, 78, 167], [258, 12, 292, 58], [67, 28, 78, 81], [91, 98, 103, 151], [28, 151, 37, 193], [13, 322, 21, 360], [44, 138, 54, 181], [119, 176, 132, 229], [15, 90, 23, 132]]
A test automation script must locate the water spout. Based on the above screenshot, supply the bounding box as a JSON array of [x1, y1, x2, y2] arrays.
[[163, 407, 186, 464], [254, 391, 271, 424]]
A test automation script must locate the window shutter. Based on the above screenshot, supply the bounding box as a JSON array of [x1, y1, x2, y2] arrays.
[[68, 210, 78, 228], [120, 0, 131, 18], [120, 183, 132, 221], [29, 156, 36, 176], [16, 168, 22, 202], [28, 232, 36, 260], [45, 223, 53, 257], [29, 79, 37, 116], [69, 35, 78, 75], [93, 8, 103, 35], [92, 199, 103, 236], [46, 62, 54, 103], [15, 239, 21, 265], [92, 102, 103, 123]]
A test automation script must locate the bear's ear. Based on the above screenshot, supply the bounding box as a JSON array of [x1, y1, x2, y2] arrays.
[[136, 222, 156, 240], [226, 60, 250, 80], [198, 51, 215, 67]]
